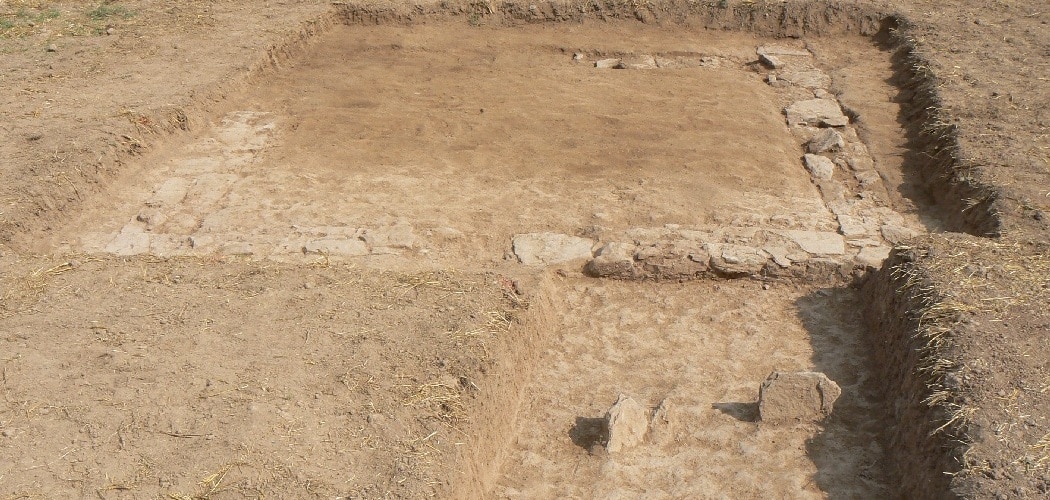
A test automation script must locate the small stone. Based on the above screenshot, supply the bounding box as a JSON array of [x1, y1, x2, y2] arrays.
[[784, 99, 847, 127], [699, 56, 720, 68], [649, 399, 673, 445], [1, 429, 14, 438], [880, 224, 917, 244], [758, 53, 783, 69], [836, 215, 868, 239], [758, 371, 841, 424], [367, 413, 385, 425], [512, 233, 595, 266], [855, 170, 882, 187], [807, 129, 845, 154], [585, 242, 637, 278], [595, 58, 621, 69], [821, 115, 849, 127], [136, 210, 168, 231], [615, 54, 656, 70], [572, 52, 583, 62], [763, 246, 793, 268], [709, 244, 768, 276], [802, 154, 835, 180], [605, 394, 649, 453], [106, 27, 116, 36], [856, 245, 891, 268], [814, 89, 833, 99], [848, 155, 876, 172], [46, 43, 57, 52], [431, 226, 464, 241]]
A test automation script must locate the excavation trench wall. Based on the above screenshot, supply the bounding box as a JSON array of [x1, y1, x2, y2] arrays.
[[449, 276, 563, 498], [862, 248, 961, 499]]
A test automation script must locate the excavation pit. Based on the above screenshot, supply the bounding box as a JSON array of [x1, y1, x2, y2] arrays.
[[10, 10, 943, 499], [57, 21, 925, 278]]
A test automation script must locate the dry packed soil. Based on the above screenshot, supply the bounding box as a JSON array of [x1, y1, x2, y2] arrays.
[[1, 1, 1046, 499]]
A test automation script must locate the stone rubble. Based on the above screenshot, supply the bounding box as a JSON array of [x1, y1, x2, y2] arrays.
[[802, 154, 836, 180], [785, 99, 849, 127], [758, 371, 841, 424], [605, 394, 649, 453], [758, 52, 784, 69], [807, 128, 845, 154]]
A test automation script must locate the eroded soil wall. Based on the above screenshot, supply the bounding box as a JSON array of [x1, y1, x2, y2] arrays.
[[862, 249, 960, 498]]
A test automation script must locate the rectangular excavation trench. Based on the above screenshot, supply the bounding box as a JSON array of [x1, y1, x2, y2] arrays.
[[475, 278, 891, 498], [42, 12, 945, 498]]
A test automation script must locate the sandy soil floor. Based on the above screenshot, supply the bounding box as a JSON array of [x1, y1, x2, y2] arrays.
[[495, 279, 888, 499]]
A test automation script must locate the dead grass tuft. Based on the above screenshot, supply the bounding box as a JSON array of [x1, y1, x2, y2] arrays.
[[402, 382, 466, 423], [0, 258, 87, 319]]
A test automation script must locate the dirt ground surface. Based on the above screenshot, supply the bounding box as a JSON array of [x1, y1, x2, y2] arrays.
[[0, 0, 1047, 499]]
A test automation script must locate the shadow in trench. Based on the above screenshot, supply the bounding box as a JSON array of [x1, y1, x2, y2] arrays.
[[872, 19, 961, 234], [568, 416, 608, 454], [795, 285, 894, 498]]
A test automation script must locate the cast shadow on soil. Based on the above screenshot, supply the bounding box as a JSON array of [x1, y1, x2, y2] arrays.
[[711, 402, 758, 422], [794, 286, 892, 498], [872, 20, 951, 233], [569, 416, 608, 452]]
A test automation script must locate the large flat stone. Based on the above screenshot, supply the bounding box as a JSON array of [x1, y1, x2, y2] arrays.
[[785, 99, 847, 127], [778, 67, 832, 89], [105, 226, 151, 255], [777, 230, 846, 255], [512, 233, 595, 266]]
